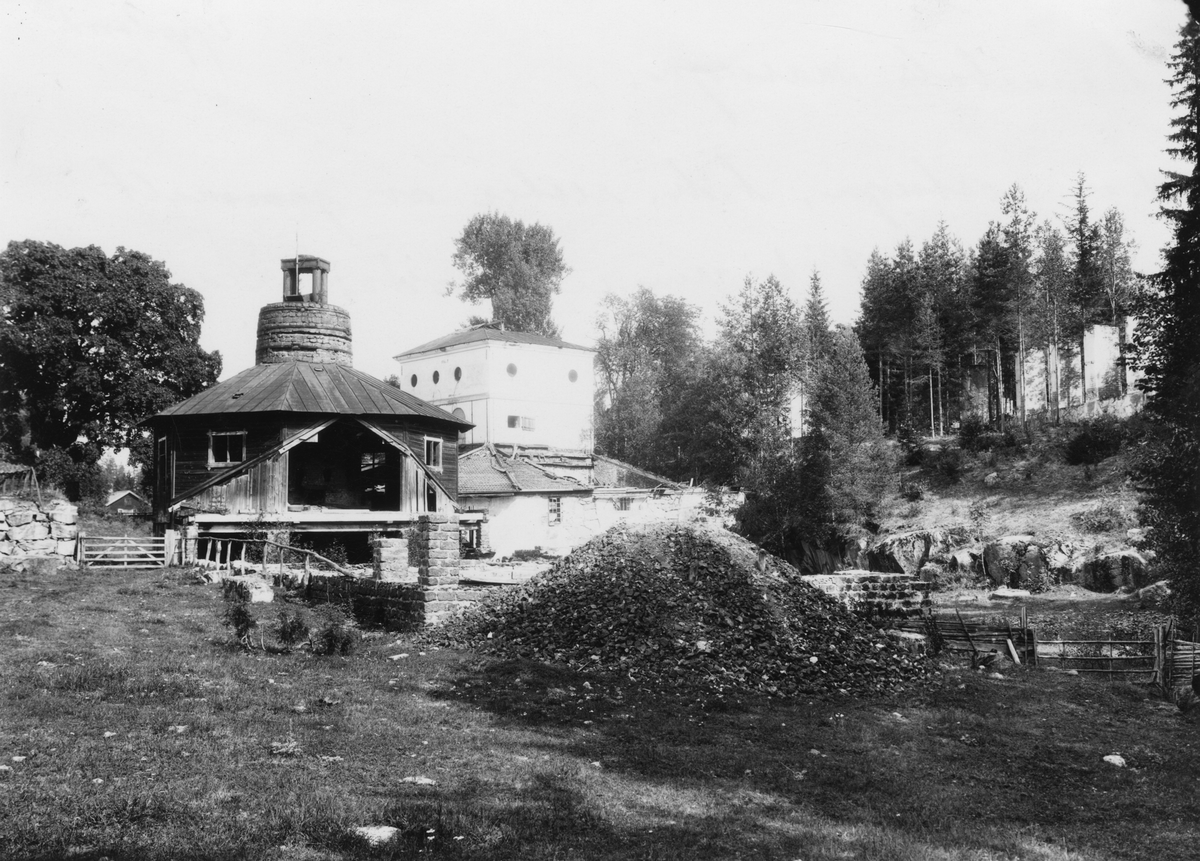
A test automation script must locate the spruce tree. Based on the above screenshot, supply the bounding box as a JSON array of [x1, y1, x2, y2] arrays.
[[1135, 14, 1200, 623]]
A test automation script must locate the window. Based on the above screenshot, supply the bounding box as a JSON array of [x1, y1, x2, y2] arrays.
[[507, 415, 519, 428], [424, 437, 443, 471], [432, 370, 440, 384], [506, 363, 517, 377], [410, 374, 418, 387], [454, 366, 462, 381], [568, 369, 578, 382], [209, 431, 246, 467], [615, 496, 632, 511], [521, 416, 535, 431], [548, 496, 561, 524]]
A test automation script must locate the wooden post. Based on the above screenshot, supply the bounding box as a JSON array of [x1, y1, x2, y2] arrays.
[[1030, 628, 1038, 667]]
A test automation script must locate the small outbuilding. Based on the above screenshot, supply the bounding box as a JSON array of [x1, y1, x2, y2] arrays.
[[105, 489, 150, 516]]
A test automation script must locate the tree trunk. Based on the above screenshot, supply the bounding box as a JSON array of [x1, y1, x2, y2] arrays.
[[1079, 332, 1088, 403], [995, 347, 1006, 432], [928, 367, 935, 437], [1116, 314, 1129, 395]]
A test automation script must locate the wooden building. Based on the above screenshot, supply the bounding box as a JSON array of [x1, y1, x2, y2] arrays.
[[146, 256, 472, 558]]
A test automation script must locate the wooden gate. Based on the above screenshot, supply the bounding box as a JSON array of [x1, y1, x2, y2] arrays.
[[79, 535, 176, 569]]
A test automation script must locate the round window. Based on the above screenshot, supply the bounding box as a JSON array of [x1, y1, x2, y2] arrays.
[[433, 370, 440, 384], [454, 366, 462, 381], [410, 374, 417, 387], [507, 363, 517, 377], [568, 369, 578, 383]]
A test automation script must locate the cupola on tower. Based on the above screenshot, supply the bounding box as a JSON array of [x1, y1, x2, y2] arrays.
[[255, 256, 353, 366]]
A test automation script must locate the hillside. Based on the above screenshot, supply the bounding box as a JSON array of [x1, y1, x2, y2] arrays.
[[879, 421, 1140, 552]]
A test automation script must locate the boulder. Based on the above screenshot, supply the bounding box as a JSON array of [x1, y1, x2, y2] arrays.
[[983, 472, 1000, 486], [51, 522, 78, 540], [223, 575, 274, 603], [867, 527, 971, 577], [47, 503, 78, 525], [56, 540, 78, 558], [989, 587, 1032, 601], [1136, 580, 1171, 611], [1081, 548, 1150, 592], [948, 547, 979, 573], [918, 562, 944, 583], [981, 536, 1054, 592], [8, 521, 49, 542], [6, 511, 34, 528]]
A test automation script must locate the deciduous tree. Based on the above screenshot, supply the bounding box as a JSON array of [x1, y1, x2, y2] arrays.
[[0, 241, 221, 496], [450, 212, 568, 336]]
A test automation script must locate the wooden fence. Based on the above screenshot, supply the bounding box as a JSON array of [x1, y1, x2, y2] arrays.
[[895, 612, 1189, 689], [78, 534, 177, 569]]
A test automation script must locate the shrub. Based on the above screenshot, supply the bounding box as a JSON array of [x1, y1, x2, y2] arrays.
[[311, 607, 358, 656], [930, 448, 964, 483], [276, 609, 311, 649], [220, 581, 257, 645], [1072, 502, 1133, 534], [957, 415, 1008, 452], [1064, 419, 1123, 465]]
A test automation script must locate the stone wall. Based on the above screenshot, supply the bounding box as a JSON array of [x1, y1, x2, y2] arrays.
[[0, 497, 78, 569], [803, 571, 932, 618]]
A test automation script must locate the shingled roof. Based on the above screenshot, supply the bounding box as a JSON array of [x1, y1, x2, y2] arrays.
[[394, 323, 593, 358], [459, 444, 590, 496], [152, 361, 471, 427]]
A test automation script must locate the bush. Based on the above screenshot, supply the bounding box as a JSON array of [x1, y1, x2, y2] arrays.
[[276, 609, 311, 648], [220, 581, 257, 645], [310, 607, 358, 656], [958, 415, 990, 452], [930, 448, 964, 483], [1064, 419, 1123, 465]]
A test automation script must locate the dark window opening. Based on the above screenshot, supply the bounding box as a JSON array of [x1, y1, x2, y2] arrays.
[[433, 370, 440, 384], [410, 374, 418, 387], [424, 438, 442, 471], [454, 366, 462, 381], [569, 369, 578, 382], [548, 496, 562, 524], [507, 363, 517, 376], [615, 497, 632, 511], [210, 431, 246, 466]]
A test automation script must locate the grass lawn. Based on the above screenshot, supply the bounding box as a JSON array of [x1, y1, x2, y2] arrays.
[[2, 566, 1198, 861]]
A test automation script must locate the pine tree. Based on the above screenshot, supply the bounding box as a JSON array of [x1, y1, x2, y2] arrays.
[[1135, 14, 1200, 623], [1065, 173, 1105, 402]]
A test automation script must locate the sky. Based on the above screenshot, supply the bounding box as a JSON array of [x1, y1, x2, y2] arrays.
[[0, 1, 1189, 382]]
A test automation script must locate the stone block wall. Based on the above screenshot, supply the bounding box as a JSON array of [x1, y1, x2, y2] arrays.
[[0, 497, 78, 569], [803, 571, 932, 618]]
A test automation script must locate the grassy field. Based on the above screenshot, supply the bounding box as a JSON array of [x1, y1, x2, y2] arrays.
[[2, 566, 1198, 861]]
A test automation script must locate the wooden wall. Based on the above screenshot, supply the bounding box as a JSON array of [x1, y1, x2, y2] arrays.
[[153, 414, 461, 518]]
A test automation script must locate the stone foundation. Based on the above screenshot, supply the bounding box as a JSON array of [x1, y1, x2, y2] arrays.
[[803, 571, 932, 618], [0, 497, 78, 569]]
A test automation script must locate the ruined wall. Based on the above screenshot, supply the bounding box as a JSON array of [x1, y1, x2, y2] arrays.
[[0, 498, 78, 568]]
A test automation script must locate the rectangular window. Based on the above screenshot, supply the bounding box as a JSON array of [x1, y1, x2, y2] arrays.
[[507, 415, 520, 428], [521, 416, 535, 431], [548, 496, 561, 524], [424, 437, 442, 471], [209, 431, 246, 467], [615, 497, 632, 512]]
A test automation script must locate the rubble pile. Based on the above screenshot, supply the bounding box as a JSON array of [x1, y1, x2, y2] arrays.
[[433, 524, 933, 698]]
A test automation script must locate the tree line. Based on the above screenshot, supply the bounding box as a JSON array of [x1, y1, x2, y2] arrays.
[[857, 177, 1139, 438]]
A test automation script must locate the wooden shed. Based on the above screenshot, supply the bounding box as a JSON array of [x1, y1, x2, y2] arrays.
[[145, 256, 473, 556]]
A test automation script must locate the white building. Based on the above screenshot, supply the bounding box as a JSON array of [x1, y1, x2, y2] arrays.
[[393, 324, 596, 451]]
